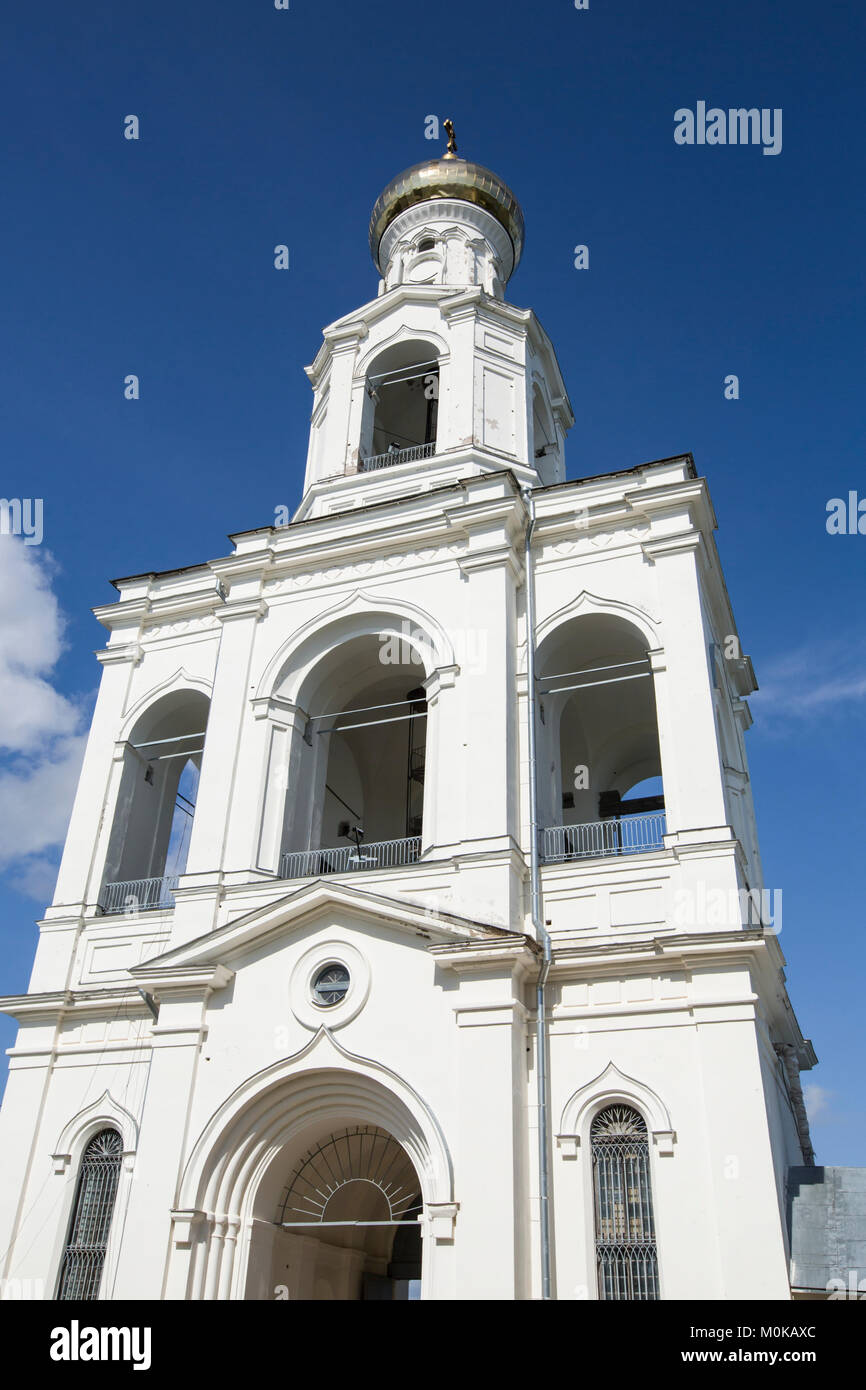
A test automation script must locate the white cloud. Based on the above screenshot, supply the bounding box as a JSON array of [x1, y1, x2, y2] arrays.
[[752, 640, 866, 721], [0, 538, 91, 898], [7, 853, 67, 904], [802, 1083, 833, 1123]]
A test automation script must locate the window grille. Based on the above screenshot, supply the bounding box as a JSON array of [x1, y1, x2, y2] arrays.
[[591, 1105, 659, 1300], [56, 1128, 123, 1300]]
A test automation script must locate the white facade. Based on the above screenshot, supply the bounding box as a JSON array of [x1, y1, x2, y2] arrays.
[[0, 149, 815, 1302]]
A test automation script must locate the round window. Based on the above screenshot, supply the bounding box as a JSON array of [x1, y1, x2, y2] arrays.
[[312, 963, 350, 1007]]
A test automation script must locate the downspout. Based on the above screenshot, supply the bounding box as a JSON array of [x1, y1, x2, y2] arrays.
[[521, 485, 553, 1300]]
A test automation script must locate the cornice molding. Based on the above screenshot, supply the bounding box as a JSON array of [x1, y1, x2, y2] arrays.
[[96, 641, 143, 667]]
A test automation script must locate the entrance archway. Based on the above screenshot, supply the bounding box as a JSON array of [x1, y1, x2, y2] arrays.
[[169, 1037, 454, 1301], [272, 1125, 423, 1300]]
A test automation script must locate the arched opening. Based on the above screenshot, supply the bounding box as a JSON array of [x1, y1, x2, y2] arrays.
[[100, 689, 210, 913], [173, 1052, 451, 1301], [532, 382, 559, 483], [56, 1129, 123, 1300], [591, 1105, 659, 1300], [271, 1125, 423, 1300], [536, 614, 665, 862], [278, 632, 429, 879], [360, 340, 439, 472]]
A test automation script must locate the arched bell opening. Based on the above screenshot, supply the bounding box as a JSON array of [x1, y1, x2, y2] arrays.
[[531, 381, 561, 485], [100, 689, 210, 913], [277, 632, 429, 879], [360, 340, 439, 472], [266, 1125, 423, 1301], [536, 614, 666, 863]]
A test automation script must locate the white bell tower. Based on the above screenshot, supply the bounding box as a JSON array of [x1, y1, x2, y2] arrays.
[[0, 127, 820, 1307], [297, 121, 573, 520]]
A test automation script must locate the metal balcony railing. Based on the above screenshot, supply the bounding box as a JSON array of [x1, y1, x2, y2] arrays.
[[360, 442, 435, 472], [280, 837, 422, 880], [541, 813, 667, 864], [99, 875, 179, 915]]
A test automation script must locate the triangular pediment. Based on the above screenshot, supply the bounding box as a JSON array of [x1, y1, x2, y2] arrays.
[[133, 878, 521, 977]]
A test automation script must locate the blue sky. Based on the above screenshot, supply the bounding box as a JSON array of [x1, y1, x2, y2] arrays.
[[0, 0, 863, 1161]]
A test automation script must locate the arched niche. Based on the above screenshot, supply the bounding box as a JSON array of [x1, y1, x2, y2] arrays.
[[535, 611, 666, 858], [169, 1031, 455, 1300], [359, 338, 440, 469], [101, 687, 211, 908], [254, 598, 455, 876]]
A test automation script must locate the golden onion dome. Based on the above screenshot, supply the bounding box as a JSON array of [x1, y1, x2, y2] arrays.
[[369, 150, 525, 274]]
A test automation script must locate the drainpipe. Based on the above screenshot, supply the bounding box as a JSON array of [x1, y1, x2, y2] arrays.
[[521, 485, 553, 1300]]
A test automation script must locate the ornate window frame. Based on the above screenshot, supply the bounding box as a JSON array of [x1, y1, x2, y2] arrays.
[[556, 1063, 674, 1300], [49, 1091, 138, 1301]]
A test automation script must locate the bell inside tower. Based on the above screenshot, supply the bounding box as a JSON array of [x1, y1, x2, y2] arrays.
[[361, 341, 439, 471]]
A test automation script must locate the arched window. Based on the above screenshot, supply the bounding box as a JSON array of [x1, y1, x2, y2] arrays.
[[277, 632, 429, 879], [537, 613, 666, 862], [360, 341, 439, 471], [56, 1129, 123, 1300], [591, 1105, 659, 1300], [100, 690, 210, 914]]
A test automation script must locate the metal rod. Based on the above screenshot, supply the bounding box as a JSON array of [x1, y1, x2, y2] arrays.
[[318, 712, 427, 736], [368, 360, 439, 386], [280, 1219, 422, 1229], [522, 485, 553, 1302], [131, 732, 208, 749], [540, 673, 651, 696], [538, 659, 647, 684], [308, 696, 426, 723], [325, 783, 361, 820], [150, 748, 204, 761], [372, 427, 430, 449]]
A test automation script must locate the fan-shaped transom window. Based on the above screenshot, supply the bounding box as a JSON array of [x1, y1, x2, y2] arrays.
[[277, 1126, 421, 1227], [56, 1128, 123, 1300], [591, 1105, 659, 1300]]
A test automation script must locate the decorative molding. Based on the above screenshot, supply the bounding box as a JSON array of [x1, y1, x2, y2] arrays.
[[354, 322, 449, 380], [528, 589, 660, 670], [216, 598, 268, 625], [176, 1025, 456, 1217], [170, 1209, 207, 1248], [119, 667, 213, 737], [52, 1089, 139, 1174], [426, 1202, 459, 1242], [289, 938, 372, 1032], [253, 586, 456, 704], [558, 1061, 675, 1158], [97, 641, 143, 667], [250, 694, 307, 725]]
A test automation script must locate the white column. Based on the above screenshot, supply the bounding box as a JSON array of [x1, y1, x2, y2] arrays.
[[52, 643, 142, 913], [645, 540, 728, 836], [184, 597, 266, 878], [248, 699, 309, 873], [435, 945, 534, 1299], [322, 329, 364, 475], [421, 666, 460, 851], [438, 295, 477, 450], [112, 968, 231, 1298]]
